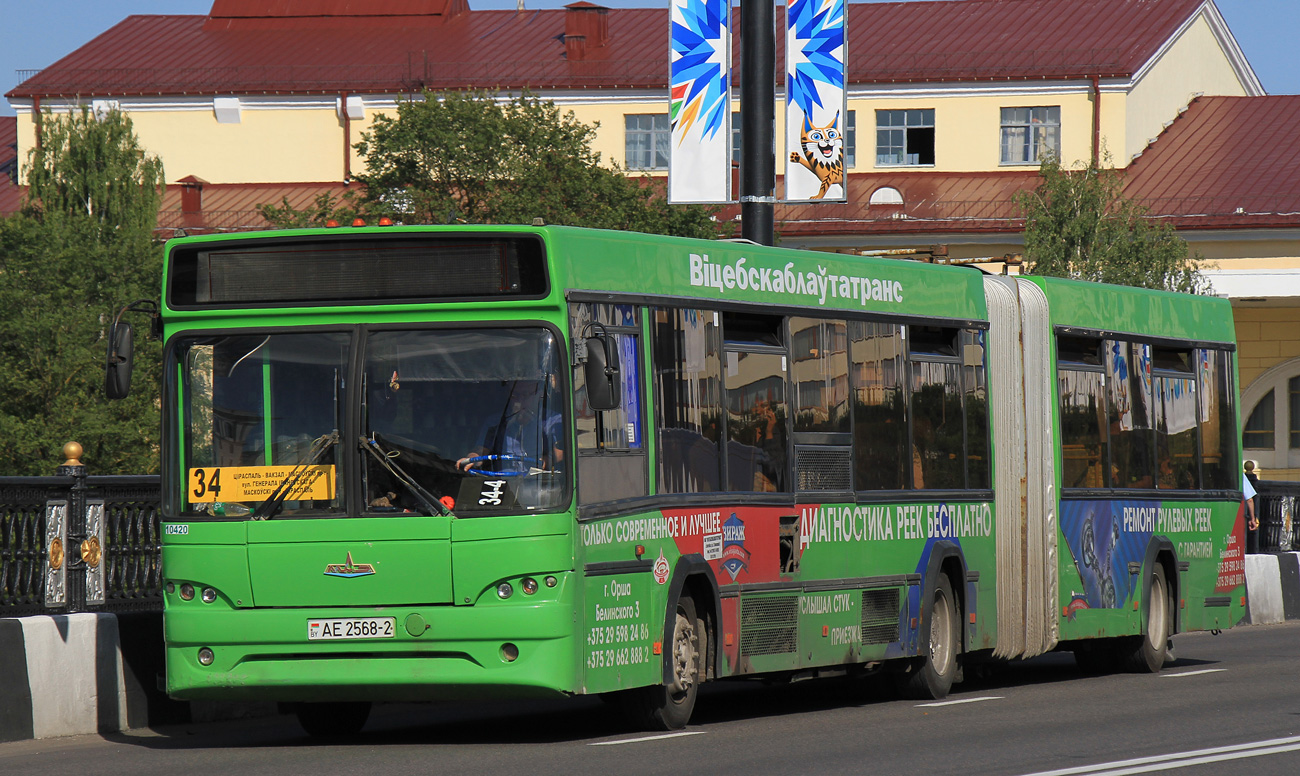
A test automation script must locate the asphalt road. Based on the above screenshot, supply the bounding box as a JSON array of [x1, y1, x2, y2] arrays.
[[4, 621, 1298, 776]]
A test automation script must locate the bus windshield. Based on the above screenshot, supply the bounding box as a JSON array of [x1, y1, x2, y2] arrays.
[[176, 327, 566, 517], [362, 328, 565, 515]]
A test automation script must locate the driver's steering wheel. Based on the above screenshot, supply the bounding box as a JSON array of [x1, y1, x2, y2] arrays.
[[462, 454, 543, 477]]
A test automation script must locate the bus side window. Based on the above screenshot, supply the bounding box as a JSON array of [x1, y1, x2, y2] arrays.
[[652, 307, 724, 493], [1152, 347, 1198, 490], [908, 326, 965, 489], [1108, 341, 1155, 488], [1198, 348, 1237, 490], [570, 302, 648, 504], [1057, 336, 1107, 489], [722, 311, 789, 492], [962, 329, 991, 489], [849, 321, 906, 490]]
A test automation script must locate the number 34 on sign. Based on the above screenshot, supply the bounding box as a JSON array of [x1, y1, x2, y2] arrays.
[[187, 466, 336, 503]]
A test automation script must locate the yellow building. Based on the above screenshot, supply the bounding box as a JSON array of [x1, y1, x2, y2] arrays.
[[7, 0, 1300, 476]]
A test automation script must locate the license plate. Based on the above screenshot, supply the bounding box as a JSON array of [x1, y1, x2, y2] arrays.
[[307, 617, 396, 640]]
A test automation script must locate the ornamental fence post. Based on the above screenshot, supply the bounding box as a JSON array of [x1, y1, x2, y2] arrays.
[[54, 442, 89, 612]]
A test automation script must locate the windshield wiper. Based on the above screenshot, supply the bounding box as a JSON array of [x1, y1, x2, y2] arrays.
[[250, 431, 340, 520], [363, 434, 452, 517]]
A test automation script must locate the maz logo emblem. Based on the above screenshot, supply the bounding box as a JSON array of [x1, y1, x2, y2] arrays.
[[323, 552, 376, 578]]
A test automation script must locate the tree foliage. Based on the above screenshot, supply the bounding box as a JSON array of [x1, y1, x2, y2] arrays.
[[261, 91, 720, 239], [1015, 155, 1206, 294], [0, 107, 165, 475]]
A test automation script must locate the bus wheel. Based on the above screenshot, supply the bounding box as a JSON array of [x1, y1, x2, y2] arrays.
[[1124, 564, 1170, 673], [901, 574, 959, 700], [617, 596, 702, 730], [294, 701, 371, 738]]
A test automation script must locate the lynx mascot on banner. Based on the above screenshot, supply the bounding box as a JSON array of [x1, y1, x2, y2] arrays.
[[789, 112, 844, 200]]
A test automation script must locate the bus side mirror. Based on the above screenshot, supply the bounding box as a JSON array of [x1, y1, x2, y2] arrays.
[[105, 321, 135, 400], [583, 335, 621, 411]]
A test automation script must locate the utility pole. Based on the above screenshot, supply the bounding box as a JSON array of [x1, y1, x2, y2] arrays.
[[739, 0, 775, 246]]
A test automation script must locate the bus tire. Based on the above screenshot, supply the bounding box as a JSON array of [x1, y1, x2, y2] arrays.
[[617, 596, 702, 730], [901, 574, 959, 700], [294, 701, 371, 738], [1123, 564, 1170, 673]]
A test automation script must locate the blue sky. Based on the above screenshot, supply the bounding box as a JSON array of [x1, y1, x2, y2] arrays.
[[3, 0, 1297, 117]]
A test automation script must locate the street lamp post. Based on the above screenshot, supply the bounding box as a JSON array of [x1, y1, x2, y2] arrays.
[[739, 0, 775, 246]]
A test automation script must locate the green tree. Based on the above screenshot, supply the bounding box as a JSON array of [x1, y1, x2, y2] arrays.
[[261, 91, 719, 239], [0, 107, 165, 475], [1015, 155, 1206, 294]]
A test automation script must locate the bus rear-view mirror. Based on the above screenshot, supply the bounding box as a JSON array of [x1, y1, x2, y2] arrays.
[[105, 321, 135, 400], [584, 335, 621, 411]]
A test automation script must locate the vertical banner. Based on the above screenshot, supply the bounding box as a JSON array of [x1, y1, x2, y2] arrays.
[[785, 0, 846, 202], [669, 0, 731, 204]]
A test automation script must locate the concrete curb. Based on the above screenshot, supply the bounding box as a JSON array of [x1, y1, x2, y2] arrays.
[[1245, 551, 1300, 625], [0, 613, 143, 743], [1, 612, 275, 743]]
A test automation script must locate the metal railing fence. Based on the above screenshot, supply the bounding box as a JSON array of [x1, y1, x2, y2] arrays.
[[0, 465, 161, 617], [1257, 480, 1300, 553]]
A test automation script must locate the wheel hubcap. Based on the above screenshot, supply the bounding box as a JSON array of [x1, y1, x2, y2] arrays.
[[668, 611, 697, 697], [1149, 575, 1167, 646], [930, 590, 952, 672]]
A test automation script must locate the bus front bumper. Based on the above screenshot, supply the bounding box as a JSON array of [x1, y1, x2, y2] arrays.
[[165, 602, 579, 702]]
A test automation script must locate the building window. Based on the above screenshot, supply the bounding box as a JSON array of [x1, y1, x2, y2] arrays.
[[734, 110, 856, 168], [876, 109, 934, 166], [1243, 389, 1275, 450], [1290, 376, 1300, 449], [1000, 106, 1060, 165], [626, 114, 669, 170], [844, 110, 856, 168]]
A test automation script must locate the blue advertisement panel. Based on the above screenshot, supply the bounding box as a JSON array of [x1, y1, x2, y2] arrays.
[[1060, 500, 1158, 613]]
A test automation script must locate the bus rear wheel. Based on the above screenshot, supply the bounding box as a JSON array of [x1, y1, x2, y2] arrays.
[[615, 596, 702, 731], [293, 701, 371, 738], [899, 574, 959, 700], [1123, 564, 1171, 673]]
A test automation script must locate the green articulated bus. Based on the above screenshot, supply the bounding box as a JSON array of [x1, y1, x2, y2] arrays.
[[108, 224, 1247, 737]]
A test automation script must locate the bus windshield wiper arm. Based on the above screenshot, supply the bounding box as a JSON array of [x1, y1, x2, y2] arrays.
[[250, 431, 340, 520], [363, 435, 452, 517]]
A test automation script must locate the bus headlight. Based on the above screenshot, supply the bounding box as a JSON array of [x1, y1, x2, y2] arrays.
[[179, 583, 195, 601], [496, 583, 513, 599], [201, 587, 217, 604]]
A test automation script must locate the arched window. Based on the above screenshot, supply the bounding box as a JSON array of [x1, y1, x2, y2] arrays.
[[869, 186, 904, 206], [1243, 389, 1274, 450], [1240, 357, 1300, 473]]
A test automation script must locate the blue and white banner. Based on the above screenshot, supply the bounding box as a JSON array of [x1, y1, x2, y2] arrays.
[[785, 0, 846, 202], [669, 0, 731, 204]]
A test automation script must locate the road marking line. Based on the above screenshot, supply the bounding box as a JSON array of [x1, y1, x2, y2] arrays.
[[589, 731, 705, 746], [1160, 668, 1226, 678], [1016, 735, 1300, 776], [915, 696, 1004, 708]]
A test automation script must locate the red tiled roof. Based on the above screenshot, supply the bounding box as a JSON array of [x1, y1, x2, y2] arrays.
[[847, 0, 1206, 83], [208, 0, 464, 19], [156, 180, 352, 231], [1121, 95, 1300, 228], [766, 169, 1035, 238], [7, 0, 1209, 99]]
